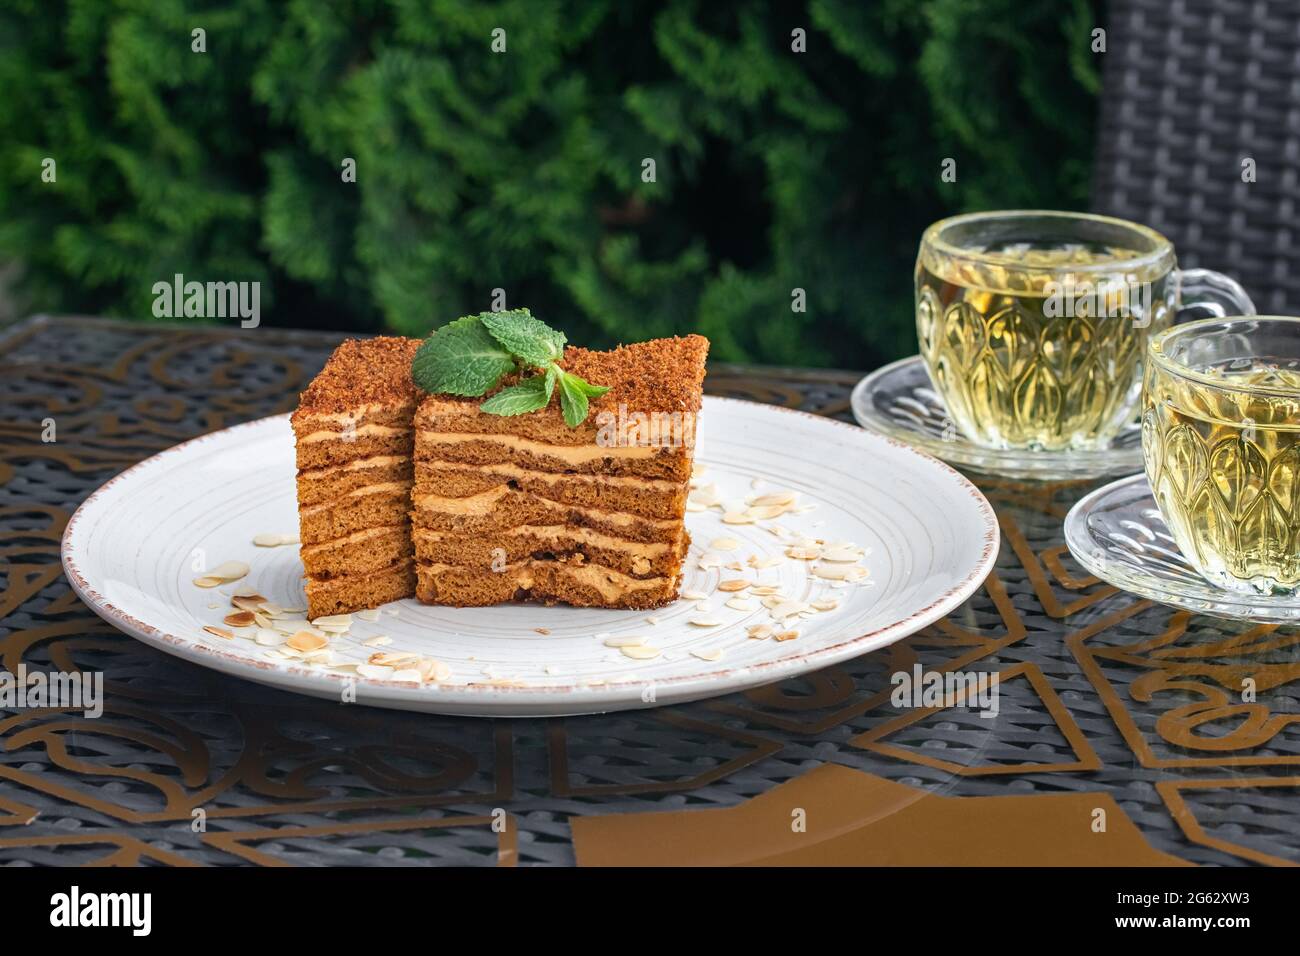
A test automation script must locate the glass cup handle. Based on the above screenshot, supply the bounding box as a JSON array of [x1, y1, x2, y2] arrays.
[[1175, 268, 1256, 322]]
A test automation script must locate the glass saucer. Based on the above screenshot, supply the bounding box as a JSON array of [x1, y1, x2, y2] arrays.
[[849, 356, 1143, 480], [1064, 474, 1300, 624]]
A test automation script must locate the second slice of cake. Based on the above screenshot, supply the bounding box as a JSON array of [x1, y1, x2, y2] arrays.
[[412, 335, 709, 608]]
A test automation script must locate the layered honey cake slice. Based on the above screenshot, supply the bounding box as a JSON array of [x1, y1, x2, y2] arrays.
[[412, 332, 709, 608], [291, 336, 421, 617]]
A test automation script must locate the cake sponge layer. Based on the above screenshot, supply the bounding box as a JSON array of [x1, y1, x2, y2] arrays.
[[305, 558, 416, 619], [301, 523, 413, 579], [415, 560, 678, 609], [413, 525, 687, 579]]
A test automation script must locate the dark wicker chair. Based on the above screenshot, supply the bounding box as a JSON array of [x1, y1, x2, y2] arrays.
[[1091, 0, 1300, 316]]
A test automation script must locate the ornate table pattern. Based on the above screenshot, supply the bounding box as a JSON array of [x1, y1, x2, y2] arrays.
[[0, 315, 1295, 866]]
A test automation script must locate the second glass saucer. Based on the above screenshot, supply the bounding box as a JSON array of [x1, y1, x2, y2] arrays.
[[850, 356, 1143, 481], [1064, 474, 1300, 624]]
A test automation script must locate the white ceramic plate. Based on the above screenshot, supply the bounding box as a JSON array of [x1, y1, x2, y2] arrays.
[[62, 396, 998, 716]]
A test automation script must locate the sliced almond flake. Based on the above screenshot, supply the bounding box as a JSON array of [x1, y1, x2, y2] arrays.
[[681, 589, 709, 601], [751, 585, 781, 596], [774, 629, 800, 642], [750, 556, 782, 569], [695, 601, 713, 612], [747, 624, 774, 640], [287, 631, 328, 652], [645, 616, 660, 626], [362, 635, 391, 647], [811, 598, 841, 611], [427, 660, 452, 682], [785, 546, 821, 560], [301, 649, 334, 663], [193, 576, 224, 589], [356, 663, 393, 680], [232, 585, 263, 598], [745, 504, 789, 521], [688, 484, 721, 507], [202, 626, 234, 640], [534, 627, 551, 635], [721, 511, 754, 525], [391, 668, 423, 683], [770, 600, 809, 619], [765, 524, 788, 537], [697, 552, 724, 569], [252, 612, 273, 629], [206, 561, 249, 583], [725, 562, 745, 572], [717, 579, 751, 592], [620, 645, 662, 660], [752, 490, 798, 507], [750, 477, 766, 489], [253, 532, 299, 547], [691, 648, 724, 662], [223, 611, 256, 628], [604, 636, 645, 648], [710, 536, 741, 552], [369, 651, 419, 667], [725, 597, 756, 611], [254, 628, 287, 647], [206, 603, 220, 610], [819, 546, 864, 563], [310, 614, 353, 628], [356, 608, 382, 622], [689, 616, 722, 627]]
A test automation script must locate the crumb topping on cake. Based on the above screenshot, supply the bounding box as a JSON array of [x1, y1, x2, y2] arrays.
[[296, 337, 421, 414], [564, 334, 709, 415]]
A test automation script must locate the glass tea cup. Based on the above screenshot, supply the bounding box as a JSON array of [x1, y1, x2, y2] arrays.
[[916, 210, 1255, 451], [1143, 316, 1300, 595]]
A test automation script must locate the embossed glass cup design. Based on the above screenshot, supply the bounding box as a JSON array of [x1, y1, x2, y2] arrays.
[[1143, 317, 1300, 594], [916, 210, 1255, 451]]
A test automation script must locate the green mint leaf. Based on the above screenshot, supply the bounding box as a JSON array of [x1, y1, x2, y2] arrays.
[[543, 363, 560, 401], [558, 371, 590, 427], [565, 372, 610, 399], [412, 316, 516, 396], [482, 309, 566, 367], [479, 375, 551, 416]]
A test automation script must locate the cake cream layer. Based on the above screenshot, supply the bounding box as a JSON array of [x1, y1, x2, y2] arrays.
[[412, 484, 681, 544], [415, 558, 679, 609], [305, 558, 417, 619], [413, 460, 685, 521], [415, 427, 693, 482], [301, 524, 413, 579], [298, 455, 413, 506], [413, 524, 687, 578]]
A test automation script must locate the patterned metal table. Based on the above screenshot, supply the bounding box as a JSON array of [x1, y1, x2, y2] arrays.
[[0, 315, 1294, 866]]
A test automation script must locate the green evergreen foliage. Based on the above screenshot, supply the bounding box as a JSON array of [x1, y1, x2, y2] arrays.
[[0, 0, 1101, 368]]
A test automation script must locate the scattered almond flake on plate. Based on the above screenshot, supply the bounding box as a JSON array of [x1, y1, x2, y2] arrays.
[[534, 627, 551, 635], [287, 631, 328, 652], [356, 663, 394, 680], [721, 511, 754, 525], [747, 624, 773, 640], [680, 589, 709, 601], [202, 625, 234, 640], [206, 603, 220, 610], [193, 561, 249, 588], [685, 501, 707, 513], [604, 636, 645, 648], [725, 597, 756, 611], [424, 659, 452, 682], [725, 561, 745, 572], [254, 628, 287, 647], [785, 546, 821, 561], [717, 578, 750, 592], [620, 645, 662, 660], [688, 484, 721, 507], [689, 616, 722, 627], [751, 585, 781, 596], [645, 616, 660, 626], [369, 651, 419, 667], [770, 600, 809, 620], [362, 635, 391, 647], [391, 668, 423, 683], [691, 648, 724, 662], [311, 614, 353, 628], [356, 608, 381, 622], [765, 523, 788, 537], [819, 546, 864, 563], [774, 629, 800, 642], [710, 536, 741, 552], [750, 476, 766, 489], [253, 532, 299, 547], [745, 504, 788, 521], [697, 552, 724, 570], [695, 600, 713, 612], [223, 611, 256, 628], [812, 564, 858, 581], [811, 598, 840, 611]]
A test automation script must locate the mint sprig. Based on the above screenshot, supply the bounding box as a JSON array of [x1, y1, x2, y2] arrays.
[[411, 308, 609, 426]]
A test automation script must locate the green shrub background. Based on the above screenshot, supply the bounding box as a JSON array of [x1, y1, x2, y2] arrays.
[[0, 0, 1102, 369]]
